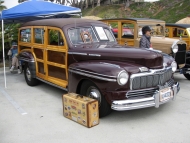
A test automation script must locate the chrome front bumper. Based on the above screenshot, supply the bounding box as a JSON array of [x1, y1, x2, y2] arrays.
[[111, 82, 180, 111]]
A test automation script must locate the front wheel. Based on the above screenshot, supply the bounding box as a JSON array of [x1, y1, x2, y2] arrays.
[[24, 64, 39, 86], [183, 73, 190, 80], [80, 80, 111, 118]]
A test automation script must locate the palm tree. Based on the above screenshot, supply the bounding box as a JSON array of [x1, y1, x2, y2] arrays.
[[18, 0, 26, 3], [0, 0, 7, 11]]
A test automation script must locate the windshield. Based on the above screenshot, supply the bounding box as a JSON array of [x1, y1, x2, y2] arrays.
[[94, 26, 115, 42], [138, 24, 165, 37], [68, 27, 98, 45], [68, 26, 115, 45]]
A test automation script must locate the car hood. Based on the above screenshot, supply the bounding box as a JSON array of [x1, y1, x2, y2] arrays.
[[69, 44, 163, 69]]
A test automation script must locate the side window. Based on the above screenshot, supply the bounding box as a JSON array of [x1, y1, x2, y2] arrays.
[[68, 28, 83, 44], [108, 22, 118, 38], [48, 29, 64, 46], [177, 29, 184, 37], [173, 28, 186, 37], [121, 23, 134, 39], [34, 28, 44, 44], [173, 28, 177, 37], [184, 30, 188, 37], [165, 27, 169, 37], [20, 28, 31, 42]]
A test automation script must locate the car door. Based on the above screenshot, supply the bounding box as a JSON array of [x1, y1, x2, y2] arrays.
[[33, 26, 46, 80], [44, 27, 68, 88]]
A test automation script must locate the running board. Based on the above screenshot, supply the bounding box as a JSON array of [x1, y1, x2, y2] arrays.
[[36, 77, 68, 91]]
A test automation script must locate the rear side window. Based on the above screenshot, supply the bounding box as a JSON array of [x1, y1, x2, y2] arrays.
[[48, 29, 64, 46], [20, 28, 31, 42], [34, 28, 44, 44]]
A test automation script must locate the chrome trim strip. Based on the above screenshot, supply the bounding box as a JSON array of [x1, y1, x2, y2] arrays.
[[18, 57, 35, 62], [126, 88, 156, 98], [69, 69, 116, 82], [69, 67, 117, 78], [88, 54, 101, 57], [131, 67, 172, 79], [111, 82, 179, 111], [36, 77, 68, 91], [68, 52, 87, 55]]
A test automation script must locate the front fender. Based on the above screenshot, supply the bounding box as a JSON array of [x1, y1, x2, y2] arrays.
[[68, 60, 149, 104], [68, 60, 143, 92], [162, 53, 174, 67]]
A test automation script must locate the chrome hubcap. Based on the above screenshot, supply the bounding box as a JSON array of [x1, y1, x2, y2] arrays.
[[26, 68, 31, 81], [87, 87, 101, 107]]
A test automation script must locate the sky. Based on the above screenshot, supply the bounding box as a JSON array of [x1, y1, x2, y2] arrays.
[[4, 0, 19, 9]]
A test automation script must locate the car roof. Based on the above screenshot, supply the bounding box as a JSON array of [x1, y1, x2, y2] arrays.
[[166, 23, 190, 29], [100, 18, 164, 22], [22, 18, 104, 28]]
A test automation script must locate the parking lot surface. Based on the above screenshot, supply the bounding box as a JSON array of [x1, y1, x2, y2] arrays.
[[0, 67, 190, 143]]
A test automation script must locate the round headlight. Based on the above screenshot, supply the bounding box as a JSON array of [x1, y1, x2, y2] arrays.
[[171, 61, 177, 72], [117, 71, 129, 85], [172, 44, 178, 53]]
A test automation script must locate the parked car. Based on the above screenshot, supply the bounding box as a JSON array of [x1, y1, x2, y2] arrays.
[[165, 23, 190, 49], [100, 18, 190, 80], [18, 18, 180, 117], [165, 23, 190, 80]]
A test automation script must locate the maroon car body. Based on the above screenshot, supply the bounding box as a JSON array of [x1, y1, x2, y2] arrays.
[[18, 18, 180, 117]]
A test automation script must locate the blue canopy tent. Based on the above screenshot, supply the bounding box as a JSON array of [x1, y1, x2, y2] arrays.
[[1, 0, 81, 88]]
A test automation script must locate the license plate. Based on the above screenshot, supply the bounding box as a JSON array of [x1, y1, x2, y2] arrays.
[[160, 88, 172, 102]]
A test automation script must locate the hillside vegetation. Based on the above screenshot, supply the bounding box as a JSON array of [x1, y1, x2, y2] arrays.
[[82, 0, 190, 23]]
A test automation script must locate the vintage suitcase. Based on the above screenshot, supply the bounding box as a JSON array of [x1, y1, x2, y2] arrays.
[[63, 93, 99, 128]]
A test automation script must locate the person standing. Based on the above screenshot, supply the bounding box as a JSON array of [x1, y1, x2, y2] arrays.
[[9, 42, 21, 74], [139, 26, 151, 49]]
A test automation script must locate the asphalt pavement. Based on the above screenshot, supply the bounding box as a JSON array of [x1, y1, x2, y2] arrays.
[[0, 67, 190, 143]]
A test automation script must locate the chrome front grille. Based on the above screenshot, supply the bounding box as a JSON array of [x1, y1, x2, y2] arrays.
[[126, 88, 157, 98], [131, 68, 173, 90], [167, 78, 175, 87]]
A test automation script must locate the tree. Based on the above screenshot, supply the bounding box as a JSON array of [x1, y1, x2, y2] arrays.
[[97, 0, 100, 6], [18, 0, 26, 3], [0, 0, 7, 11]]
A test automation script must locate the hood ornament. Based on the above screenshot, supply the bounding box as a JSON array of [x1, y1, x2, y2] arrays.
[[139, 67, 149, 72]]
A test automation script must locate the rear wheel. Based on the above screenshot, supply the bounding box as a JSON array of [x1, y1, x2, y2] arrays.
[[184, 73, 190, 80], [80, 80, 111, 118], [24, 64, 39, 86]]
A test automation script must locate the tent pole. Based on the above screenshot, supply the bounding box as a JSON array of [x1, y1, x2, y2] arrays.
[[2, 19, 7, 88]]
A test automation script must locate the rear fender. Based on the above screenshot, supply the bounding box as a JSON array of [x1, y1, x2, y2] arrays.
[[18, 50, 36, 78]]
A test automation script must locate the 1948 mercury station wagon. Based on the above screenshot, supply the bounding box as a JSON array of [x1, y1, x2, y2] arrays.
[[100, 18, 190, 80], [18, 18, 180, 117]]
